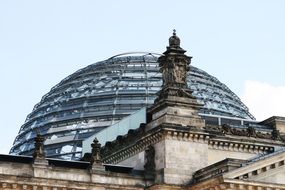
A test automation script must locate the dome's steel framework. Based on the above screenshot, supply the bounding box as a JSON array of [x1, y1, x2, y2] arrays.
[[10, 53, 255, 160]]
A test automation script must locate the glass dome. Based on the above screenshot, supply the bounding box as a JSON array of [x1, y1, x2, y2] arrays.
[[10, 52, 255, 160]]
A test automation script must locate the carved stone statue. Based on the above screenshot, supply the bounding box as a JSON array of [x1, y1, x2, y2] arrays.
[[158, 30, 192, 94], [150, 30, 205, 129]]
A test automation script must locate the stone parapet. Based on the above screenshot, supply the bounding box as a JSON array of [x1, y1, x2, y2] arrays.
[[0, 154, 146, 190]]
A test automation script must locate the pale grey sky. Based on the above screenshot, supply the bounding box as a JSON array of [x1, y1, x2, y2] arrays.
[[1, 0, 285, 154]]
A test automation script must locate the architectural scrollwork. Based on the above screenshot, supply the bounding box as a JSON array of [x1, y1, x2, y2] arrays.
[[207, 124, 280, 141]]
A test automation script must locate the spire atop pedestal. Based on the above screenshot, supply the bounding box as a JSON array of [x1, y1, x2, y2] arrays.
[[90, 137, 104, 171], [33, 134, 46, 160], [91, 138, 102, 164], [159, 30, 191, 91], [147, 31, 205, 130]]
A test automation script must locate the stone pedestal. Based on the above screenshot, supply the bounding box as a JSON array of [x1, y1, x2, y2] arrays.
[[147, 93, 205, 131], [144, 31, 207, 185]]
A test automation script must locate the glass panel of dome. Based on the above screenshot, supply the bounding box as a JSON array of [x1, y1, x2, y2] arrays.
[[202, 116, 219, 125], [221, 118, 242, 125], [59, 154, 73, 160], [10, 54, 255, 160]]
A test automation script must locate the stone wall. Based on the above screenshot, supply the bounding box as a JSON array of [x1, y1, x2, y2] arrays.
[[208, 149, 256, 165], [118, 151, 145, 170], [0, 159, 146, 190], [154, 139, 208, 185]]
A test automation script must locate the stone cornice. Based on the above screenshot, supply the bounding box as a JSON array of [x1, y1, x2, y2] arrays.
[[0, 174, 145, 190], [189, 177, 285, 190], [102, 123, 282, 164], [223, 150, 285, 180], [191, 151, 285, 186], [147, 183, 186, 190], [208, 138, 275, 154], [192, 158, 245, 184], [223, 178, 285, 190], [102, 125, 209, 164], [206, 124, 284, 142]]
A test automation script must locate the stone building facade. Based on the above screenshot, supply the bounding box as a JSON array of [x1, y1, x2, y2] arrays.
[[1, 32, 285, 190]]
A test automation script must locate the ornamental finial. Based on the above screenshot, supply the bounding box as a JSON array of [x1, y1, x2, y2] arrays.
[[90, 137, 102, 165], [32, 133, 48, 165], [169, 29, 180, 47], [33, 133, 46, 160]]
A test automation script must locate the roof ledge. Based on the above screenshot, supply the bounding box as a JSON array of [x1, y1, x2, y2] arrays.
[[259, 116, 285, 134]]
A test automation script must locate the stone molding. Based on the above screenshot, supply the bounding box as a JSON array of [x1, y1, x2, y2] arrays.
[[223, 179, 285, 190], [208, 139, 274, 154], [0, 181, 144, 190], [103, 125, 210, 164], [103, 124, 277, 164], [188, 151, 285, 189], [0, 167, 146, 190], [192, 158, 245, 184], [0, 182, 81, 190], [191, 152, 285, 187], [189, 179, 285, 190], [206, 124, 284, 142], [147, 184, 185, 190], [236, 162, 285, 181], [223, 150, 285, 181], [103, 130, 164, 164]]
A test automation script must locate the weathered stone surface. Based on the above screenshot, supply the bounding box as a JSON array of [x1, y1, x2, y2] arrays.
[[0, 158, 147, 190], [260, 116, 285, 135], [258, 169, 285, 184], [147, 105, 205, 131], [152, 139, 208, 185], [118, 152, 145, 170], [208, 149, 256, 165]]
